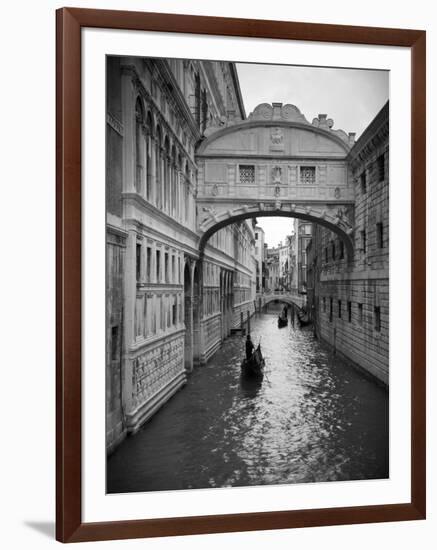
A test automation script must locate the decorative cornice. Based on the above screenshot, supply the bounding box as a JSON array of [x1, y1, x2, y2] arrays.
[[196, 153, 348, 161], [106, 112, 124, 136], [106, 222, 128, 239], [349, 124, 389, 170], [122, 192, 200, 240], [348, 101, 389, 168]]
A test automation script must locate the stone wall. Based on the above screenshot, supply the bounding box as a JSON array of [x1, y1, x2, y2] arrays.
[[126, 331, 186, 432], [312, 102, 389, 385], [106, 227, 127, 453], [316, 277, 389, 384]]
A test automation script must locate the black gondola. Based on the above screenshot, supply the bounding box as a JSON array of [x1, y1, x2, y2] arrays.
[[277, 314, 288, 328], [296, 308, 311, 326], [241, 344, 265, 378]]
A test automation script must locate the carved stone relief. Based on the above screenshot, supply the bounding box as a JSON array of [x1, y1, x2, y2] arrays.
[[272, 166, 282, 184], [270, 127, 284, 151]]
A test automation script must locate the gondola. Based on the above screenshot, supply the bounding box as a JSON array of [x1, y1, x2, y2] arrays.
[[277, 314, 288, 328], [296, 308, 311, 326], [241, 344, 265, 378]]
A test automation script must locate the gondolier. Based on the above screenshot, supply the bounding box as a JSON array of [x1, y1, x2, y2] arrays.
[[241, 338, 265, 378], [245, 333, 254, 360]]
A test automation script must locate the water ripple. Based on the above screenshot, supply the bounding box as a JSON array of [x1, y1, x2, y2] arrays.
[[107, 309, 389, 493]]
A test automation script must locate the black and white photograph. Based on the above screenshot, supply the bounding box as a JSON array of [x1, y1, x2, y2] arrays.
[[105, 56, 389, 494]]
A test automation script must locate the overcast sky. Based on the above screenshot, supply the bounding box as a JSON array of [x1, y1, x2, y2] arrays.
[[235, 62, 389, 248]]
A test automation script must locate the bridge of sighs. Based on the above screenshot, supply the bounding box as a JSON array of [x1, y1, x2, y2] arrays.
[[195, 102, 357, 258]]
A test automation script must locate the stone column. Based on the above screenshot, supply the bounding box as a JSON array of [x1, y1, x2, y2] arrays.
[[176, 171, 181, 221], [123, 229, 137, 414], [155, 142, 161, 209], [184, 295, 193, 372], [121, 72, 135, 193], [161, 151, 165, 211], [172, 162, 177, 218], [141, 239, 147, 285], [192, 262, 200, 366], [169, 161, 173, 217], [164, 154, 169, 214], [142, 128, 148, 199], [220, 290, 225, 341], [150, 136, 156, 205]]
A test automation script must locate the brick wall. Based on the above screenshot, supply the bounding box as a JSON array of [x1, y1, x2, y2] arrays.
[[312, 102, 389, 385]]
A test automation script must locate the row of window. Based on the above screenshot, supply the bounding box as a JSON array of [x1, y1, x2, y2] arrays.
[[359, 153, 386, 194], [134, 97, 193, 223], [323, 223, 384, 264], [238, 165, 316, 184], [359, 223, 384, 254], [194, 72, 209, 133], [324, 239, 345, 263], [207, 224, 253, 269], [204, 289, 220, 317], [136, 242, 182, 285], [239, 153, 386, 192], [135, 293, 182, 340], [322, 297, 381, 331], [234, 288, 252, 306]]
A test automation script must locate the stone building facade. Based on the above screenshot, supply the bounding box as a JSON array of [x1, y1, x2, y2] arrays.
[[293, 219, 313, 295], [286, 232, 297, 291], [254, 225, 266, 293], [266, 247, 280, 290], [310, 102, 389, 385], [106, 56, 255, 453]]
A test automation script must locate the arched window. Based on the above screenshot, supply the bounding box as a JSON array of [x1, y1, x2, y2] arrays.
[[135, 98, 144, 194], [184, 163, 190, 222], [164, 136, 170, 213], [195, 73, 201, 127], [171, 145, 177, 217], [145, 111, 153, 201], [155, 126, 162, 209], [177, 153, 183, 220]]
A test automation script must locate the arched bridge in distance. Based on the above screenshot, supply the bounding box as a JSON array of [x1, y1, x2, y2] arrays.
[[195, 102, 357, 260], [256, 291, 306, 311]]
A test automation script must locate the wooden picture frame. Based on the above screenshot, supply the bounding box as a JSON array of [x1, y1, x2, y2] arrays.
[[56, 7, 426, 543]]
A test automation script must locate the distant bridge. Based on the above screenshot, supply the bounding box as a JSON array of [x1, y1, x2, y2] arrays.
[[256, 290, 306, 311]]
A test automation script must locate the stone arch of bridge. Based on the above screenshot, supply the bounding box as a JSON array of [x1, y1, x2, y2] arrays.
[[263, 296, 303, 309], [196, 103, 357, 261], [198, 210, 354, 260]]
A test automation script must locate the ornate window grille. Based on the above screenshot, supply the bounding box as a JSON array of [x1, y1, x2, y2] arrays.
[[239, 165, 255, 184], [300, 166, 316, 184]]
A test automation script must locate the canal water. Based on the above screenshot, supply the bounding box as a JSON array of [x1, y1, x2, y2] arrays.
[[107, 306, 389, 493]]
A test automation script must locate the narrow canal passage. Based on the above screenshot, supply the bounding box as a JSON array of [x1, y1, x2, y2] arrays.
[[107, 307, 389, 493]]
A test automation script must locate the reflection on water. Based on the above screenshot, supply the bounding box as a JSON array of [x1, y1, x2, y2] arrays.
[[107, 308, 388, 493], [239, 372, 263, 398]]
